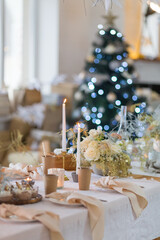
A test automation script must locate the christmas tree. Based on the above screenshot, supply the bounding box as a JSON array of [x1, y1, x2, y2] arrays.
[[72, 12, 146, 131]]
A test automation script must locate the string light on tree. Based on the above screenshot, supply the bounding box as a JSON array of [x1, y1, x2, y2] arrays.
[[73, 11, 146, 131], [115, 100, 121, 106], [111, 76, 117, 82]]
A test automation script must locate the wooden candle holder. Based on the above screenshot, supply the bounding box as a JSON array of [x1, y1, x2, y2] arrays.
[[42, 152, 76, 172]]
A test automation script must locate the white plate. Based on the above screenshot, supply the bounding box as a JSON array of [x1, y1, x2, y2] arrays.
[[47, 198, 82, 207], [0, 215, 37, 223]]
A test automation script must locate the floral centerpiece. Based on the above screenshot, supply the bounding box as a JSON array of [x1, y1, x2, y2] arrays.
[[80, 128, 131, 177], [140, 106, 160, 150], [140, 116, 160, 141], [147, 120, 160, 141], [137, 105, 160, 172]]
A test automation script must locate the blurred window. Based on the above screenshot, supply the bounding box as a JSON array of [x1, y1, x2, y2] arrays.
[[3, 0, 23, 88], [0, 0, 59, 90]]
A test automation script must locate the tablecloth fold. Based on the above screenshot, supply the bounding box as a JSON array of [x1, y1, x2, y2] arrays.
[[94, 176, 148, 218], [0, 204, 64, 240]]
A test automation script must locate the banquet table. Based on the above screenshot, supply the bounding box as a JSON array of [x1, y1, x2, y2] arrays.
[[1, 173, 160, 240]]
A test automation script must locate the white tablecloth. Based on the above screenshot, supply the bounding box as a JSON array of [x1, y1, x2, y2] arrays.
[[0, 173, 160, 240]]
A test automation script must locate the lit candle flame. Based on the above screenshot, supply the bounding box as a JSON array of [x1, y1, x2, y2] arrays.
[[147, 1, 160, 13], [63, 98, 67, 104], [26, 177, 32, 181], [77, 122, 80, 128]]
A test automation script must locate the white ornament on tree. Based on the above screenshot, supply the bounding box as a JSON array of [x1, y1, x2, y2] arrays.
[[104, 44, 116, 54], [109, 60, 121, 70], [73, 73, 85, 85], [115, 114, 120, 121], [106, 92, 117, 102], [74, 91, 83, 101], [98, 107, 105, 113], [126, 58, 134, 65], [86, 55, 95, 63], [72, 109, 81, 118], [80, 84, 88, 91], [122, 71, 132, 79]]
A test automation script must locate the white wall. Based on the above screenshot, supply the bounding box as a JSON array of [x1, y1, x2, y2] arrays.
[[58, 1, 160, 84], [22, 0, 125, 86], [0, 0, 4, 88], [37, 0, 59, 85], [59, 0, 124, 79], [135, 60, 160, 84], [22, 1, 160, 86]]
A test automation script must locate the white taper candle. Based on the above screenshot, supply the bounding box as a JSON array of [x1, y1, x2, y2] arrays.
[[76, 123, 81, 174], [62, 98, 67, 151]]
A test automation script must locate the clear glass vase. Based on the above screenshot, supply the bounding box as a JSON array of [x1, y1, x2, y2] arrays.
[[117, 105, 128, 140]]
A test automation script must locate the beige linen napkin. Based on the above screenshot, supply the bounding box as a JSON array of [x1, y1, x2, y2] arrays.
[[0, 204, 64, 240], [46, 192, 104, 240], [94, 176, 148, 218]]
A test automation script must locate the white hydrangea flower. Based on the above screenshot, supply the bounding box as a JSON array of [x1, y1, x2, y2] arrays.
[[89, 129, 98, 137], [80, 137, 91, 150], [88, 140, 98, 148], [84, 147, 100, 161]]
